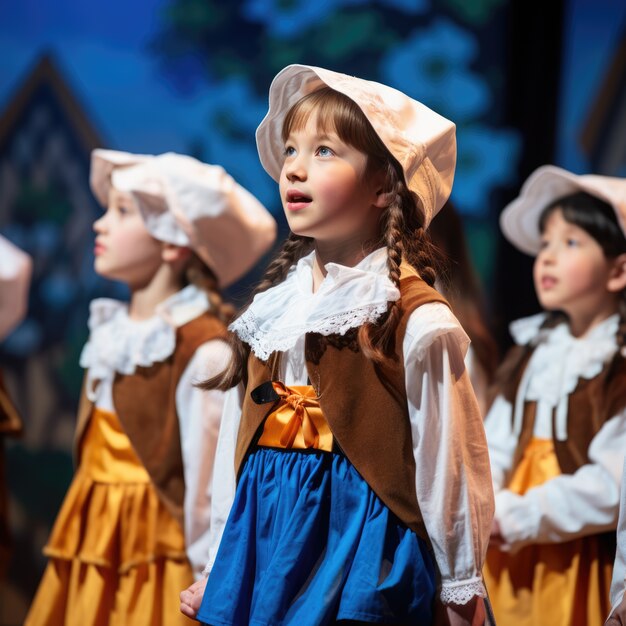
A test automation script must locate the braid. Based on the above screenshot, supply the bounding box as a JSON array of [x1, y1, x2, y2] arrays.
[[200, 233, 314, 391], [249, 232, 313, 299], [185, 255, 236, 326], [358, 165, 441, 365]]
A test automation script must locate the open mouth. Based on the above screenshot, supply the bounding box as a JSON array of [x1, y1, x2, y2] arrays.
[[286, 190, 312, 211], [540, 276, 558, 289]]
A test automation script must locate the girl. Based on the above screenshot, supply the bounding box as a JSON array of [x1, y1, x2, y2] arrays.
[[483, 165, 626, 626], [25, 150, 276, 626], [181, 64, 494, 626]]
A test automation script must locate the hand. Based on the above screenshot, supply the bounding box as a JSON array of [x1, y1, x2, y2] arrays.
[[180, 577, 207, 619], [434, 596, 486, 626], [607, 597, 626, 625], [489, 518, 505, 549]]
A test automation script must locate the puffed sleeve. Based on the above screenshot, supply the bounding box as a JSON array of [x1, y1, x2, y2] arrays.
[[176, 338, 232, 578], [495, 408, 626, 551], [202, 382, 244, 577], [0, 235, 32, 340], [404, 302, 494, 605]]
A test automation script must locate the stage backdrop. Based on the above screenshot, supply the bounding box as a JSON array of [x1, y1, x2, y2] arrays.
[[0, 0, 624, 623]]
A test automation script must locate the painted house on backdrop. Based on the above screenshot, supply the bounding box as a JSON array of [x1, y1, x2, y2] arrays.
[[0, 52, 124, 615]]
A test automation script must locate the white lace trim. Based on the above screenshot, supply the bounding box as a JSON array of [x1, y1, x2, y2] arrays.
[[229, 248, 400, 360], [509, 312, 548, 346], [440, 577, 486, 605], [79, 286, 209, 400], [523, 314, 618, 407], [231, 301, 391, 361]]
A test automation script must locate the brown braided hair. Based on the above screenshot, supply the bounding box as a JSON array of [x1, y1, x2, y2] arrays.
[[537, 191, 626, 347], [184, 252, 236, 326], [202, 87, 441, 390]]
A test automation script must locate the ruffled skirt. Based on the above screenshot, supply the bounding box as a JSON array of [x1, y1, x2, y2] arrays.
[[484, 438, 614, 626], [25, 408, 193, 626], [198, 447, 436, 626]]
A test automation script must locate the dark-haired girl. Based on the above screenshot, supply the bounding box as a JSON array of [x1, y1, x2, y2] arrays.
[[484, 166, 626, 626]]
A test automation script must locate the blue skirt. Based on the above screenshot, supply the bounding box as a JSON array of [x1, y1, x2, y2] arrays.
[[198, 447, 436, 626]]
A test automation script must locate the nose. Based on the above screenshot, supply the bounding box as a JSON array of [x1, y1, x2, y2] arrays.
[[538, 244, 556, 265], [93, 212, 107, 234], [284, 154, 307, 182]]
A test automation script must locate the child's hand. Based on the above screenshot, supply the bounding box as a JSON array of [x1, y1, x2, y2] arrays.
[[180, 577, 207, 619], [435, 596, 486, 625], [489, 518, 505, 549], [606, 597, 626, 625]]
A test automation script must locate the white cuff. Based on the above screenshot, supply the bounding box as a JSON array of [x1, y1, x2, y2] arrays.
[[440, 576, 486, 605], [496, 489, 539, 549]]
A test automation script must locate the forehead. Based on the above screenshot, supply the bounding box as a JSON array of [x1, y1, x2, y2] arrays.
[[283, 93, 346, 136], [108, 186, 135, 205]]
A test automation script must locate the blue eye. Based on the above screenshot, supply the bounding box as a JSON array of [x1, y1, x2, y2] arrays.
[[317, 146, 333, 157], [283, 146, 296, 157], [566, 238, 579, 247]]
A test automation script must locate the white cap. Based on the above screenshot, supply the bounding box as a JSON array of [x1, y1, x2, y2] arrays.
[[90, 150, 277, 286], [500, 165, 626, 256], [255, 64, 456, 228]]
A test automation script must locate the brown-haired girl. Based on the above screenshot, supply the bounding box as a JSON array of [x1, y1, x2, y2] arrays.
[[181, 65, 494, 626], [25, 151, 276, 626]]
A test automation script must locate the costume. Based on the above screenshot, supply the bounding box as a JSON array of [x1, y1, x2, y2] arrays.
[[198, 249, 494, 625], [483, 312, 626, 626], [25, 287, 231, 625], [26, 150, 276, 626]]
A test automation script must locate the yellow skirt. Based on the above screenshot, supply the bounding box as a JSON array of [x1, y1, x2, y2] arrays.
[[25, 408, 194, 626], [484, 438, 614, 626]]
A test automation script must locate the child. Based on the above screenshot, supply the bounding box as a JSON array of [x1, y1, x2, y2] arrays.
[[25, 151, 276, 626], [483, 165, 626, 626], [180, 64, 494, 626]]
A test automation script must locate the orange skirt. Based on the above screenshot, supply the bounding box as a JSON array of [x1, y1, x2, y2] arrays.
[[25, 408, 193, 626], [484, 438, 614, 626]]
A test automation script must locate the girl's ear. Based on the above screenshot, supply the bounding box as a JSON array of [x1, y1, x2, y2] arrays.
[[162, 243, 192, 264], [608, 253, 626, 293], [373, 189, 394, 209]]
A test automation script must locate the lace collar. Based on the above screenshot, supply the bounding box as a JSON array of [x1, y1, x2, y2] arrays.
[[509, 313, 620, 440], [79, 285, 210, 392], [230, 248, 399, 361]]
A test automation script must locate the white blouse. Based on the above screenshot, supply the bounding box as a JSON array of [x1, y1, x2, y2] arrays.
[[79, 285, 231, 578], [206, 249, 494, 605], [484, 313, 626, 551], [0, 234, 32, 340]]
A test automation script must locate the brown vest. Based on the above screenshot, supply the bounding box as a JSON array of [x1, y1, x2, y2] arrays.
[[74, 313, 227, 528], [495, 341, 626, 476], [235, 265, 449, 541]]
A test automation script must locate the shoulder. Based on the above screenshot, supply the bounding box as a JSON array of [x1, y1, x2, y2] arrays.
[[179, 337, 233, 383], [403, 302, 470, 362]]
